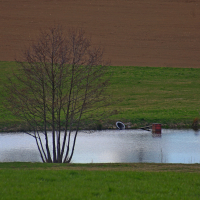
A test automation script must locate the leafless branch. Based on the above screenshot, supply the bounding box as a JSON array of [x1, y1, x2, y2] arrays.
[[4, 25, 112, 163]]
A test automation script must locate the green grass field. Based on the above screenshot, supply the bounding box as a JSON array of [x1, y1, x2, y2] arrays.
[[0, 163, 200, 200], [0, 61, 200, 131]]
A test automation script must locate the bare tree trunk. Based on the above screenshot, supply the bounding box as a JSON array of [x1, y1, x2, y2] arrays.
[[3, 26, 112, 163]]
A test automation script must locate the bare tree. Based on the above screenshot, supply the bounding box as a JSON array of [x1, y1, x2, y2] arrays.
[[4, 26, 111, 163]]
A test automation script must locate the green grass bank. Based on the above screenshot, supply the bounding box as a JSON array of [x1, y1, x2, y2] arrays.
[[0, 163, 200, 200], [0, 61, 200, 131]]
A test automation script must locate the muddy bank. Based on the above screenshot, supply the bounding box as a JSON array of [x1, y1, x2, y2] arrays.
[[0, 120, 196, 133]]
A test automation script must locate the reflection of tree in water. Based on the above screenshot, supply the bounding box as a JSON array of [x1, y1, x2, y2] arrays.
[[194, 130, 200, 136], [138, 148, 144, 162], [136, 133, 148, 162], [135, 133, 162, 163]]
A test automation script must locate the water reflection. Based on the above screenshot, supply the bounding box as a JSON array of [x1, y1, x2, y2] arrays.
[[0, 129, 200, 163]]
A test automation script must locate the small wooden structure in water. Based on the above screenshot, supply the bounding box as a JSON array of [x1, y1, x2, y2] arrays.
[[152, 123, 162, 134]]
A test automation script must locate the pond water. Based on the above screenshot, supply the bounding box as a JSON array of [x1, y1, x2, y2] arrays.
[[0, 129, 200, 163]]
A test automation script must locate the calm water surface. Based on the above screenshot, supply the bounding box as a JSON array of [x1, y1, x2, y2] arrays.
[[0, 129, 200, 163]]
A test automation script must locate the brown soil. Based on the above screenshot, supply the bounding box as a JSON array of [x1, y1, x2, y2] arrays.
[[1, 0, 200, 68]]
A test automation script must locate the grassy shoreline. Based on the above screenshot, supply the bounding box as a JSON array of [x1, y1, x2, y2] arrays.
[[1, 61, 200, 132], [0, 119, 197, 132]]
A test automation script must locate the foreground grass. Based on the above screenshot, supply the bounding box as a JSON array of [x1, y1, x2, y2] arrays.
[[0, 163, 200, 200], [1, 61, 200, 130]]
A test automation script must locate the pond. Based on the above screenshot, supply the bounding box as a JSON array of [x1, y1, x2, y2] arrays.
[[0, 129, 200, 163]]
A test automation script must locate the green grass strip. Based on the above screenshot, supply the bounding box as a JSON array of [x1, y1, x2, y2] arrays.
[[1, 61, 200, 130], [0, 163, 200, 199]]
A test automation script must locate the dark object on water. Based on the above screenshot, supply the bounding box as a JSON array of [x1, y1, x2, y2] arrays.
[[192, 118, 199, 131], [152, 123, 161, 134], [140, 125, 152, 131], [116, 121, 125, 130]]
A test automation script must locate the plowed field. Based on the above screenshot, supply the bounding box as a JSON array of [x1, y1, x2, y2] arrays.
[[1, 0, 200, 67]]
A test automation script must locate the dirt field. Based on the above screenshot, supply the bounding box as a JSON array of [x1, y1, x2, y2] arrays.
[[0, 0, 200, 68]]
